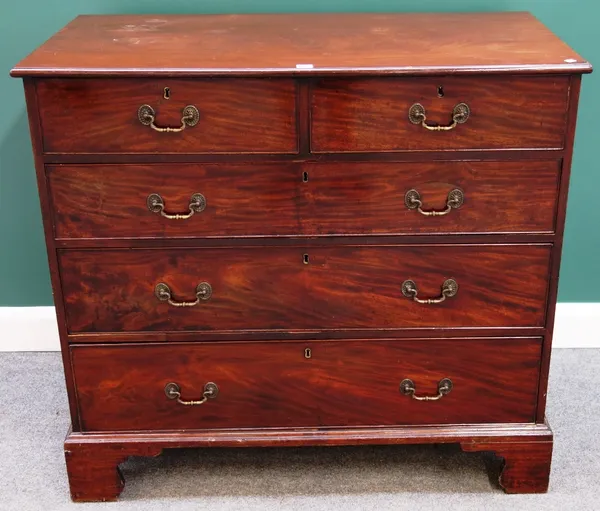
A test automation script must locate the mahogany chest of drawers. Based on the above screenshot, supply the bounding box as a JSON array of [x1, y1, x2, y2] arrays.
[[12, 13, 591, 501]]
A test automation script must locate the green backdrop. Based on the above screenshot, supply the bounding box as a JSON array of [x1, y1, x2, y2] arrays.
[[0, 1, 597, 306]]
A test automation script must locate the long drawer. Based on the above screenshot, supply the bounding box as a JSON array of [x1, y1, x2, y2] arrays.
[[36, 78, 298, 154], [311, 76, 570, 152], [59, 245, 551, 333], [71, 338, 542, 431], [49, 160, 560, 239]]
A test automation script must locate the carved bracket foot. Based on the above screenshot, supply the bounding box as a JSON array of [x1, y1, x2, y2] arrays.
[[461, 439, 553, 494], [63, 423, 553, 500], [64, 438, 162, 502]]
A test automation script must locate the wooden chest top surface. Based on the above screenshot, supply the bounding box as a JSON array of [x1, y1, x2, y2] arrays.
[[11, 12, 591, 77]]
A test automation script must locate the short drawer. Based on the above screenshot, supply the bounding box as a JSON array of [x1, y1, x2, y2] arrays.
[[71, 338, 542, 432], [59, 245, 551, 333], [36, 78, 297, 154], [311, 76, 569, 152], [48, 160, 560, 239]]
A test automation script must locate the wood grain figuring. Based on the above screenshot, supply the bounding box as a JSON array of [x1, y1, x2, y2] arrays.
[[13, 11, 591, 500], [36, 79, 297, 154], [300, 160, 560, 234], [311, 76, 570, 151], [59, 245, 551, 333], [10, 13, 591, 77], [49, 162, 301, 239], [49, 160, 561, 239], [71, 338, 542, 431]]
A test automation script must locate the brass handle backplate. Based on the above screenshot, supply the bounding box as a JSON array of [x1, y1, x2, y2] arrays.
[[138, 104, 200, 133], [405, 188, 464, 216], [165, 382, 219, 406], [147, 193, 206, 220], [402, 279, 458, 304], [400, 378, 453, 401], [155, 282, 212, 307], [409, 103, 470, 131]]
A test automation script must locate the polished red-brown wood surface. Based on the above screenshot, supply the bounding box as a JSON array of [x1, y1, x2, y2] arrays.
[[10, 13, 591, 77], [71, 338, 542, 431], [462, 440, 553, 493], [22, 80, 82, 428], [311, 76, 570, 151], [49, 160, 561, 239], [49, 162, 299, 239], [36, 78, 297, 154], [13, 11, 592, 501], [59, 245, 551, 333], [63, 424, 553, 501], [300, 160, 560, 234]]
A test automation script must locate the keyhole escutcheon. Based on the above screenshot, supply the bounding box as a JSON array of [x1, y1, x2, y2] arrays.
[[304, 348, 312, 359], [302, 171, 309, 183], [303, 253, 309, 265], [163, 87, 171, 99]]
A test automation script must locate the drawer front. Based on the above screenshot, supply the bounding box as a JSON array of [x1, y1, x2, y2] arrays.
[[49, 160, 560, 239], [49, 162, 299, 239], [37, 79, 297, 154], [71, 338, 542, 431], [299, 160, 559, 235], [60, 245, 551, 333], [311, 76, 569, 152]]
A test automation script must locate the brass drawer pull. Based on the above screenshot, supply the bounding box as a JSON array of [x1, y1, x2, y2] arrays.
[[165, 382, 219, 406], [138, 104, 200, 133], [400, 378, 453, 401], [402, 278, 458, 304], [147, 193, 206, 220], [155, 282, 212, 307], [405, 188, 463, 216], [409, 103, 470, 131]]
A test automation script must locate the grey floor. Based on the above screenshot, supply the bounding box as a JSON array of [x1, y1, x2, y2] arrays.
[[1, 350, 599, 511]]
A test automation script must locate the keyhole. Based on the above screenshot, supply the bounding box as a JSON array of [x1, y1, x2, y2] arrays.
[[304, 348, 312, 359], [163, 87, 171, 99], [302, 171, 309, 183], [437, 86, 445, 98], [303, 253, 309, 265]]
